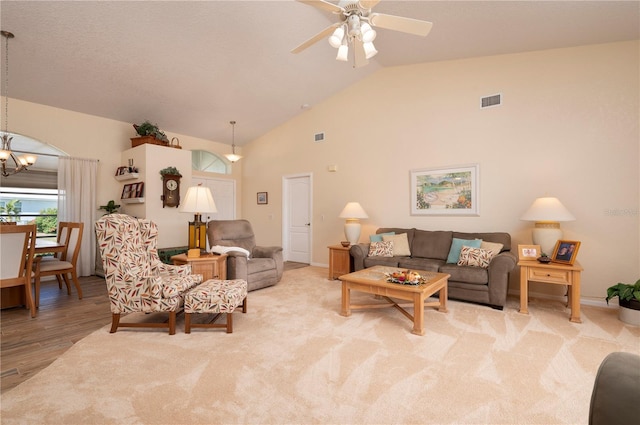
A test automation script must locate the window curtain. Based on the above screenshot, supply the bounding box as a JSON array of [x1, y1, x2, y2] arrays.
[[57, 157, 98, 276]]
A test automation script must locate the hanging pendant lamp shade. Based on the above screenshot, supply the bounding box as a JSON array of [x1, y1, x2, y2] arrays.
[[224, 120, 242, 163]]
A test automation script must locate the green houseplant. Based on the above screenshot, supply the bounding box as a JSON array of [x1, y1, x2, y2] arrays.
[[133, 120, 169, 143], [159, 166, 181, 179], [99, 200, 120, 215], [606, 278, 640, 326]]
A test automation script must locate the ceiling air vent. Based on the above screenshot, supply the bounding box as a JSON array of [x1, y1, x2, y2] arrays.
[[480, 93, 502, 109], [314, 132, 325, 142]]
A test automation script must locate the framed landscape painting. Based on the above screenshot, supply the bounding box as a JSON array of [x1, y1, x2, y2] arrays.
[[411, 164, 479, 216]]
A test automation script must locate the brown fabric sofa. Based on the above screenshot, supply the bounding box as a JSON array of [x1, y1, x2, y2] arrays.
[[349, 227, 517, 309]]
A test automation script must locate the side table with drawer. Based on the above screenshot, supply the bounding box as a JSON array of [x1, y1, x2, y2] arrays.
[[518, 260, 583, 323], [171, 253, 228, 281], [328, 244, 352, 280]]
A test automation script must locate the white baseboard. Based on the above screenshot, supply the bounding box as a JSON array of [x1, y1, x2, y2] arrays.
[[508, 288, 615, 309]]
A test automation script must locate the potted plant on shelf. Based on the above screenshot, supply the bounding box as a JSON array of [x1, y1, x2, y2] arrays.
[[606, 278, 640, 326], [131, 120, 170, 147]]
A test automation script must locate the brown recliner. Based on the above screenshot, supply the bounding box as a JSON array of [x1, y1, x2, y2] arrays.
[[207, 219, 283, 292]]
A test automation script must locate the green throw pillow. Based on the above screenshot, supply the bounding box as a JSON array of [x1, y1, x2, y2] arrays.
[[446, 238, 482, 263]]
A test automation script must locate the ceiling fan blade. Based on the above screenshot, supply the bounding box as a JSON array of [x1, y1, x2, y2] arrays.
[[369, 13, 433, 37], [359, 0, 381, 10], [297, 0, 344, 14], [353, 38, 369, 68], [291, 23, 341, 53]]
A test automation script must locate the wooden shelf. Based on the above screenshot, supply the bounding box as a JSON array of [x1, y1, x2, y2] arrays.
[[121, 197, 145, 204], [115, 172, 139, 181]]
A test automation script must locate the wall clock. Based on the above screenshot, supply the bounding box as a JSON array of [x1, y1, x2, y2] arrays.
[[162, 174, 180, 208]]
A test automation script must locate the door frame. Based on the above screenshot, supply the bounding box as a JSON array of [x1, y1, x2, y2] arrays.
[[282, 173, 313, 263]]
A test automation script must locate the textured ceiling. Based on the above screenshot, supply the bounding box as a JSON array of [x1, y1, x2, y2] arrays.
[[1, 1, 638, 146]]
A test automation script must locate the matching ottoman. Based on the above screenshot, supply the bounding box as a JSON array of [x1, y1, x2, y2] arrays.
[[184, 279, 248, 333]]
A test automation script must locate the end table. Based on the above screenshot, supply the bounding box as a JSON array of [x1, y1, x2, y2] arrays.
[[171, 253, 227, 282], [518, 260, 583, 323], [328, 244, 352, 280]]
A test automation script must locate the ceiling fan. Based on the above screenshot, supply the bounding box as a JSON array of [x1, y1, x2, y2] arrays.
[[291, 0, 433, 68]]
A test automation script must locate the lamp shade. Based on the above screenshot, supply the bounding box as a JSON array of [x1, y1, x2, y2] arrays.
[[520, 197, 575, 222], [180, 185, 218, 214], [339, 202, 368, 219], [180, 185, 217, 252]]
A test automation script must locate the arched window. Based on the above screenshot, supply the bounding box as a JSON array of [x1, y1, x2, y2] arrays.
[[191, 150, 230, 174]]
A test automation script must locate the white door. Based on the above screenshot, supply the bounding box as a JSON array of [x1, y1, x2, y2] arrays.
[[283, 174, 311, 263]]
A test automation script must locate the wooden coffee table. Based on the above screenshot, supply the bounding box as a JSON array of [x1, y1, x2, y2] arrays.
[[339, 266, 450, 336]]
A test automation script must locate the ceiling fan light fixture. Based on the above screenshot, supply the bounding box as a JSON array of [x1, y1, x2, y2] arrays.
[[363, 41, 378, 59], [336, 42, 349, 61], [328, 26, 345, 48], [360, 22, 376, 43]]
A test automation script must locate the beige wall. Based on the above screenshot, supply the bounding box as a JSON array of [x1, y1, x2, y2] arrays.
[[5, 98, 242, 246], [241, 41, 639, 303], [6, 40, 638, 303]]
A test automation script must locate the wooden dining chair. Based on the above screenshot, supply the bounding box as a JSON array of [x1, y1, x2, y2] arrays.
[[0, 224, 37, 317], [34, 222, 84, 307]]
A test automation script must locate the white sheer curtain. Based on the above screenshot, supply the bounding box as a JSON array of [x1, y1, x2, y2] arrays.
[[58, 156, 98, 276]]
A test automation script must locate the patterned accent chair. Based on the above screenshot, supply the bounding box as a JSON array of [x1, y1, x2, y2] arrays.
[[95, 214, 203, 335], [207, 219, 283, 292]]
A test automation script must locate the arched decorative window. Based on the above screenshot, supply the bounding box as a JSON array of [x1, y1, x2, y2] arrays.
[[191, 150, 230, 174]]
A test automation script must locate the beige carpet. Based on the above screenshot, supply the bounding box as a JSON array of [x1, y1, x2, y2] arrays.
[[1, 266, 639, 425]]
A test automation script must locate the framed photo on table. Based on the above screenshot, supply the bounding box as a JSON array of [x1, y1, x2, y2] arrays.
[[518, 244, 541, 261], [551, 240, 581, 265]]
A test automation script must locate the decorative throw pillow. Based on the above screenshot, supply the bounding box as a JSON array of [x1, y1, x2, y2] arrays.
[[446, 238, 482, 263], [368, 241, 394, 257], [480, 241, 504, 259], [369, 232, 395, 242], [382, 233, 411, 256], [457, 246, 493, 268]]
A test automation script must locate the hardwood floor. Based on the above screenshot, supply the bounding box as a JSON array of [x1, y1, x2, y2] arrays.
[[0, 262, 308, 394]]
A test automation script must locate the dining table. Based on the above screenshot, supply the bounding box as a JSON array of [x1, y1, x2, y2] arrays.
[[0, 239, 66, 309]]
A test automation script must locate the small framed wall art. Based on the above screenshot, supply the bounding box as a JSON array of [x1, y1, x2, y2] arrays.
[[257, 192, 268, 205], [551, 240, 581, 265], [518, 244, 541, 261]]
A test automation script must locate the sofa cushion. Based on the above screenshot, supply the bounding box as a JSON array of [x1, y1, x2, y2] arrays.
[[247, 258, 276, 275], [440, 263, 488, 285], [368, 241, 394, 257], [364, 256, 400, 268], [457, 246, 492, 268], [411, 230, 453, 260], [397, 257, 444, 272], [377, 228, 415, 248], [453, 231, 511, 252], [382, 233, 411, 256], [446, 237, 482, 263], [370, 232, 394, 242], [480, 241, 503, 258]]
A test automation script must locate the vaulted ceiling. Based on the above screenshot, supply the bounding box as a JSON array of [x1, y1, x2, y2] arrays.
[[1, 1, 638, 146]]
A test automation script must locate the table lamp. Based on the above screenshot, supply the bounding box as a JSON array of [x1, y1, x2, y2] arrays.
[[339, 202, 368, 245], [180, 184, 217, 256], [520, 196, 575, 255]]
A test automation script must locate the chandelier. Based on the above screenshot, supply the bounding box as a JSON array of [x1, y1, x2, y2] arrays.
[[1, 31, 36, 177], [224, 120, 242, 163], [328, 14, 377, 62]]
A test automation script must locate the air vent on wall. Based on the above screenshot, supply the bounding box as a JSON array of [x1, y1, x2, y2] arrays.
[[314, 132, 325, 142], [480, 93, 502, 109]]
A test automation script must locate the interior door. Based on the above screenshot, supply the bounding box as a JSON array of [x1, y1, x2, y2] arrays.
[[283, 174, 311, 263]]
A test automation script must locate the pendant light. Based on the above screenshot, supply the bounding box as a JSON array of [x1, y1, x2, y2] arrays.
[[0, 31, 37, 177], [224, 120, 242, 163]]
